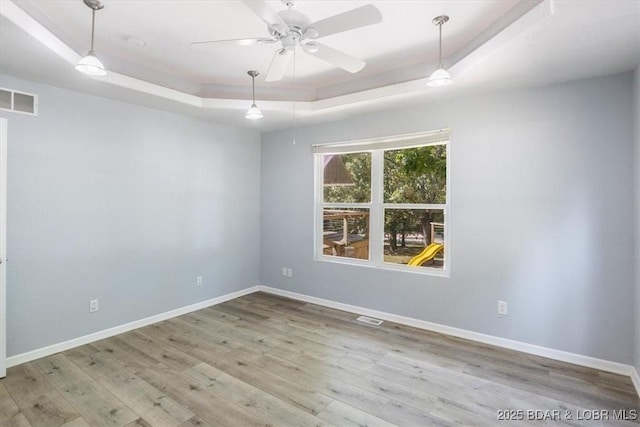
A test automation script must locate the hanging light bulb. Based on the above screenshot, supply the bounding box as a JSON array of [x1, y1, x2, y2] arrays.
[[246, 70, 263, 120], [76, 0, 106, 76], [427, 15, 452, 87]]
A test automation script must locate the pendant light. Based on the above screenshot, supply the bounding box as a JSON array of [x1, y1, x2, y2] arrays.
[[245, 70, 263, 120], [76, 0, 106, 76], [427, 15, 452, 87]]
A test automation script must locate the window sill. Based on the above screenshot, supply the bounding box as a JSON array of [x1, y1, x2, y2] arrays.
[[314, 255, 450, 278]]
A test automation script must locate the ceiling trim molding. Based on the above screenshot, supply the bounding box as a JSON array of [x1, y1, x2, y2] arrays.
[[1, 0, 79, 65], [2, 0, 550, 121], [450, 0, 549, 76]]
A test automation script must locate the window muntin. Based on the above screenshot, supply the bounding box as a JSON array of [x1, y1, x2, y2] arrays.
[[315, 130, 449, 274]]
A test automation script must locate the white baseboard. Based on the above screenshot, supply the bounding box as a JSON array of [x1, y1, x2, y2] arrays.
[[258, 286, 638, 381], [632, 367, 640, 397], [6, 286, 259, 368]]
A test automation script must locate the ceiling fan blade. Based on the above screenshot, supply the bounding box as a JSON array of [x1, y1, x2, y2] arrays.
[[305, 4, 382, 39], [241, 0, 288, 31], [305, 42, 365, 73], [190, 38, 276, 49], [266, 49, 294, 81]]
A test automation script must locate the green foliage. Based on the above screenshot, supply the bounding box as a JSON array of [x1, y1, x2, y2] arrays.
[[323, 145, 447, 249], [324, 153, 371, 203], [384, 144, 446, 204]]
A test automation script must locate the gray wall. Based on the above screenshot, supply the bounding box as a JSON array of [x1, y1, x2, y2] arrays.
[[635, 66, 640, 374], [261, 72, 636, 364], [1, 75, 261, 357]]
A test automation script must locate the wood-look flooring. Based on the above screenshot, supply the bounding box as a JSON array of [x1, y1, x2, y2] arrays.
[[0, 292, 638, 426]]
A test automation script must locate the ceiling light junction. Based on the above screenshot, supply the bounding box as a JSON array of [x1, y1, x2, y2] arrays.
[[76, 0, 107, 77], [427, 15, 452, 87], [246, 70, 263, 120]]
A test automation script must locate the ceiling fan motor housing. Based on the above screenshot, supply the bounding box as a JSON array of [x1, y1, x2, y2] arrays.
[[272, 9, 316, 51]]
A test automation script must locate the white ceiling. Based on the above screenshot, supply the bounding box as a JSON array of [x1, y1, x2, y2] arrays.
[[1, 0, 639, 131]]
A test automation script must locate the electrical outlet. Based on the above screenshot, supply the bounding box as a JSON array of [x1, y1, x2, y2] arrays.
[[287, 268, 293, 277], [196, 276, 203, 287], [89, 299, 99, 313], [497, 300, 508, 316], [282, 267, 287, 277]]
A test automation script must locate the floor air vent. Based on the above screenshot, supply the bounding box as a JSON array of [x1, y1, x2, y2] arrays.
[[0, 88, 38, 116], [356, 315, 384, 326]]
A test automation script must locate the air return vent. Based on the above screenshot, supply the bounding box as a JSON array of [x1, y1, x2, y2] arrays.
[[356, 315, 383, 326], [0, 88, 38, 115]]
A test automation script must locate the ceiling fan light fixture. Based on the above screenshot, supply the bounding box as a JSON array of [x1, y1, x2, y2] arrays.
[[76, 0, 106, 77], [427, 15, 452, 88], [75, 50, 106, 76], [246, 70, 264, 120]]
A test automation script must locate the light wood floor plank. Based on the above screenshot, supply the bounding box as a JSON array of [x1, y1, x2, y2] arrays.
[[177, 416, 212, 427], [61, 417, 92, 427], [184, 362, 329, 427], [377, 399, 449, 427], [2, 363, 80, 427], [196, 345, 333, 415], [117, 331, 200, 372], [250, 353, 404, 416], [136, 363, 269, 426], [122, 418, 151, 427], [317, 400, 397, 427], [68, 351, 194, 426], [0, 380, 32, 427], [33, 355, 138, 427]]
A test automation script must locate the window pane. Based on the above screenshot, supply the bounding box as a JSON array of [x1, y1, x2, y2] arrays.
[[323, 208, 369, 260], [323, 153, 371, 203], [384, 145, 446, 204], [384, 209, 444, 268]]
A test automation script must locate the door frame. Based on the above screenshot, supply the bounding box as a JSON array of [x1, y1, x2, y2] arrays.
[[0, 118, 7, 378]]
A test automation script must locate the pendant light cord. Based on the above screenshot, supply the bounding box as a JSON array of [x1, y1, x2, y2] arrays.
[[438, 21, 442, 68], [252, 74, 256, 104], [292, 48, 297, 145], [90, 9, 96, 51]]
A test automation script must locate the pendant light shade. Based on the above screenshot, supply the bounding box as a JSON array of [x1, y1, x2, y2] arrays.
[[76, 50, 106, 76], [76, 0, 106, 77], [427, 15, 452, 87], [246, 103, 263, 120], [246, 70, 263, 120], [427, 67, 452, 87]]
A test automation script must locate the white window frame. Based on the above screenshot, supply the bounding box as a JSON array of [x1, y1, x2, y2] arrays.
[[314, 130, 451, 277]]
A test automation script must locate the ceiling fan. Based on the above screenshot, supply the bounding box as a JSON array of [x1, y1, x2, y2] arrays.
[[191, 0, 382, 81]]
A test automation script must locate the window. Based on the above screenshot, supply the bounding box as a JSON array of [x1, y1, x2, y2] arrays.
[[314, 130, 449, 275]]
